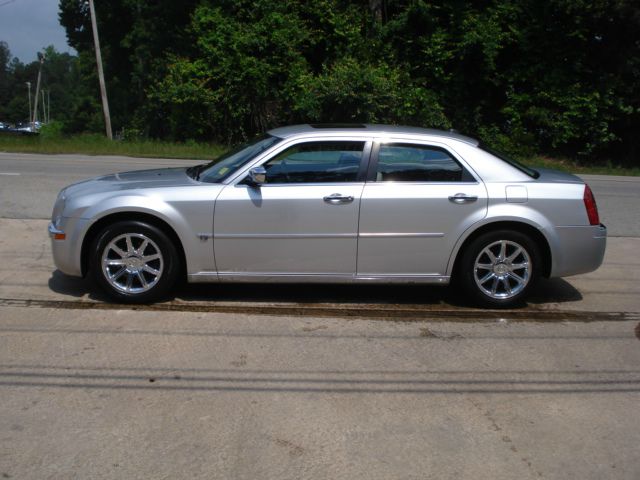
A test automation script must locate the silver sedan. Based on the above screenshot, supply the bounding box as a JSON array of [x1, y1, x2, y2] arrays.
[[49, 124, 606, 307]]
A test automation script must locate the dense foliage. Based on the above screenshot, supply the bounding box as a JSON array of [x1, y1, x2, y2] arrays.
[[3, 1, 640, 165], [0, 43, 85, 130]]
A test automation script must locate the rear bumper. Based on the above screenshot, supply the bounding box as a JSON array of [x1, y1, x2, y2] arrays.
[[550, 224, 607, 277]]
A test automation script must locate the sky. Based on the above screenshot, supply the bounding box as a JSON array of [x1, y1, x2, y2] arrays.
[[0, 0, 76, 63]]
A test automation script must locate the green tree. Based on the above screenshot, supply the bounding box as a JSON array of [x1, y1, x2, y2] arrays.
[[56, 0, 640, 165], [0, 41, 94, 130], [498, 0, 640, 161], [149, 1, 311, 140], [59, 0, 200, 135], [0, 49, 39, 124], [0, 41, 14, 120]]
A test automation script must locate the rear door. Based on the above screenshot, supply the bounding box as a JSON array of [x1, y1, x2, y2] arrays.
[[357, 140, 487, 277]]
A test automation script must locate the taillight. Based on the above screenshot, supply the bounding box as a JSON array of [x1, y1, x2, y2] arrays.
[[583, 184, 600, 226]]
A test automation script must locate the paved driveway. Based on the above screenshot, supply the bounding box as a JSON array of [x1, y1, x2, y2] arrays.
[[1, 153, 639, 479]]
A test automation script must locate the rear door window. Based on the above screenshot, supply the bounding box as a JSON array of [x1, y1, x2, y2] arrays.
[[374, 144, 474, 182]]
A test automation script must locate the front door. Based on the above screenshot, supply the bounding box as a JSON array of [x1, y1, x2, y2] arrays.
[[214, 140, 370, 278]]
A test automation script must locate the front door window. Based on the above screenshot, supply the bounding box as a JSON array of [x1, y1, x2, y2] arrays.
[[261, 141, 365, 184]]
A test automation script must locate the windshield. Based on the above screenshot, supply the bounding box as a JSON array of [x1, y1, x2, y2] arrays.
[[190, 135, 282, 183], [480, 144, 540, 179]]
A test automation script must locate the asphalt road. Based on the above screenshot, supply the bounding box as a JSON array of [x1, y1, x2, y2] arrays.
[[1, 152, 639, 237], [0, 152, 186, 220], [1, 152, 639, 479]]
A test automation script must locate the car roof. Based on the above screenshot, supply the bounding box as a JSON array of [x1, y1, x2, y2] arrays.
[[267, 124, 479, 146]]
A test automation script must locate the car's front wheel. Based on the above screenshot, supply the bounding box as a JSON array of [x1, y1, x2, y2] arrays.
[[457, 230, 540, 308], [91, 221, 179, 303]]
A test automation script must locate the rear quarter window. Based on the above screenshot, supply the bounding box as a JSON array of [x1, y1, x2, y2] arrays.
[[479, 145, 539, 179]]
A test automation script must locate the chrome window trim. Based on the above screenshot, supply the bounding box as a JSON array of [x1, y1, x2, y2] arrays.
[[369, 138, 483, 184], [233, 182, 366, 189], [226, 135, 375, 186]]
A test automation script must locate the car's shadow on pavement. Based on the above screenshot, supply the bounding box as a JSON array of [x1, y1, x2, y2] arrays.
[[179, 282, 452, 305], [48, 270, 583, 309], [527, 277, 583, 305], [178, 278, 583, 309], [48, 270, 111, 302]]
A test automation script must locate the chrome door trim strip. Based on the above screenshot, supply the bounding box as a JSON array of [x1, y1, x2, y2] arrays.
[[354, 275, 449, 283], [213, 233, 357, 239], [358, 232, 444, 238], [213, 232, 443, 239]]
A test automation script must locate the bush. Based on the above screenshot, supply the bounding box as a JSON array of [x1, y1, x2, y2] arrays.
[[38, 121, 65, 140]]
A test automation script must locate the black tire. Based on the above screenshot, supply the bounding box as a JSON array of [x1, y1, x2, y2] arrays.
[[91, 221, 180, 303], [456, 229, 541, 308]]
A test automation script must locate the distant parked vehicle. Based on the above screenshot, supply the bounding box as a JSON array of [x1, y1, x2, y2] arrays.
[[49, 124, 606, 307], [13, 121, 41, 134], [0, 121, 10, 130]]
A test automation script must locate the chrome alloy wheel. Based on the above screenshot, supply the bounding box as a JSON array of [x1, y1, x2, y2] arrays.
[[101, 233, 164, 294], [473, 240, 531, 300]]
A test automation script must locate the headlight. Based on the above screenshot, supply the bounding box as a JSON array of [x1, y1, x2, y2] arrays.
[[51, 189, 67, 222]]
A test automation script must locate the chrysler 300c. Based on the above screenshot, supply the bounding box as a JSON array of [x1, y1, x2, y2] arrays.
[[49, 124, 606, 307]]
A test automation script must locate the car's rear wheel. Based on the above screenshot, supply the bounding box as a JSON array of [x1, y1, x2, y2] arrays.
[[457, 230, 540, 308], [91, 221, 179, 303]]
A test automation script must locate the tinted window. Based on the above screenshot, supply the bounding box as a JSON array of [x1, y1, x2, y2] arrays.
[[479, 144, 539, 179], [262, 141, 364, 184], [376, 144, 473, 182], [198, 135, 282, 183]]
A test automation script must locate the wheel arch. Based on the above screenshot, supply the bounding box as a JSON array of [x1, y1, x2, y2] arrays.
[[449, 221, 552, 280], [81, 212, 187, 279]]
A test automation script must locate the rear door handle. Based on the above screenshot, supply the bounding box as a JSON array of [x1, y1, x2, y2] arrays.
[[323, 193, 354, 204], [448, 193, 478, 204]]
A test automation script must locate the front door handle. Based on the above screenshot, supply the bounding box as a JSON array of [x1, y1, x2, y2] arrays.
[[323, 193, 354, 204], [448, 193, 478, 204]]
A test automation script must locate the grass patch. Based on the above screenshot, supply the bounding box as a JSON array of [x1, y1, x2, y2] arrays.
[[0, 133, 225, 161], [525, 155, 640, 177], [1, 133, 638, 176]]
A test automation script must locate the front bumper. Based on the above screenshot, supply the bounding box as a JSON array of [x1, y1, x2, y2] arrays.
[[48, 222, 65, 239], [49, 217, 89, 277], [550, 224, 607, 277]]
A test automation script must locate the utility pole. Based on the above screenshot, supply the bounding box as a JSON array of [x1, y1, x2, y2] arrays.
[[88, 0, 113, 140], [25, 82, 31, 127], [32, 52, 45, 129], [41, 90, 46, 124]]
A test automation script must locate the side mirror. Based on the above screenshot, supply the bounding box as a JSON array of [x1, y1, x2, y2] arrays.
[[246, 166, 267, 186]]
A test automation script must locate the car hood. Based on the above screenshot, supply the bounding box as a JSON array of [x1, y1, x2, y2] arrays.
[[64, 167, 195, 197]]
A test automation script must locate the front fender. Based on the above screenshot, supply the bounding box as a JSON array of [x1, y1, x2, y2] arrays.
[[77, 193, 216, 275]]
